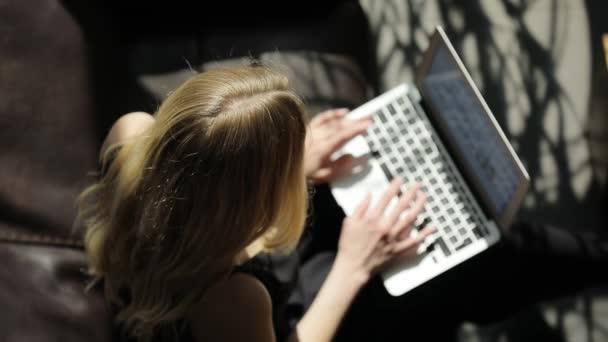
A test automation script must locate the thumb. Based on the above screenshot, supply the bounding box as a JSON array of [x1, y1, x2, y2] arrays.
[[331, 153, 355, 172], [321, 154, 355, 182]]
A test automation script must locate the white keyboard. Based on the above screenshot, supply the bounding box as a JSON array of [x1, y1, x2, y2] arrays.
[[361, 91, 490, 260]]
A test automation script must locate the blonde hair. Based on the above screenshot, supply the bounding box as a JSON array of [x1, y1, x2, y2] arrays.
[[76, 66, 308, 340]]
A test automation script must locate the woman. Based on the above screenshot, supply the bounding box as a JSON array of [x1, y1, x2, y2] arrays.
[[77, 65, 435, 341]]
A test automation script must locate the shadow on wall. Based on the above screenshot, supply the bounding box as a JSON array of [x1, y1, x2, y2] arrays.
[[362, 0, 608, 232], [360, 1, 608, 341]]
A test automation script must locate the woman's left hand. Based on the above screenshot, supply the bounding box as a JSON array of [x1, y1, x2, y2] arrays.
[[304, 108, 373, 184]]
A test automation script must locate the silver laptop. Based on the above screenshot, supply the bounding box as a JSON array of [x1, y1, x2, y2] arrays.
[[330, 26, 529, 296]]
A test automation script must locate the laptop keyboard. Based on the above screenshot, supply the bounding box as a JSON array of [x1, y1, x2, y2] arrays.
[[361, 93, 489, 261]]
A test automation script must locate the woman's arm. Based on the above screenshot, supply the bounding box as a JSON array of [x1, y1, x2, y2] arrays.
[[189, 180, 433, 342], [291, 179, 436, 342], [295, 109, 435, 341], [288, 257, 365, 342]]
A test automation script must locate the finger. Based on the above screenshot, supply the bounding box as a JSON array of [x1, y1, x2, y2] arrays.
[[317, 115, 371, 142], [392, 225, 437, 254], [352, 193, 372, 219], [312, 154, 356, 183], [369, 178, 403, 219], [329, 113, 373, 135], [311, 108, 348, 127], [327, 154, 355, 179], [358, 112, 374, 121], [395, 243, 420, 260], [324, 119, 372, 153], [383, 183, 420, 231], [389, 191, 427, 240], [347, 113, 374, 125]]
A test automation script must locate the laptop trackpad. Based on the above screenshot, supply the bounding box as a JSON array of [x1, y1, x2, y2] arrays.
[[331, 158, 392, 216]]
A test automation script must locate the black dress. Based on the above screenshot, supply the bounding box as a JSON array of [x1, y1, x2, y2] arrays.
[[110, 258, 288, 342]]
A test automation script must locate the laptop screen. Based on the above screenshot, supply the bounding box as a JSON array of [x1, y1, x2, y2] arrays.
[[420, 44, 523, 220]]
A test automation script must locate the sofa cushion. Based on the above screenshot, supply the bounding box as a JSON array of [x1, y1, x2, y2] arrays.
[[0, 244, 111, 342], [0, 0, 101, 238]]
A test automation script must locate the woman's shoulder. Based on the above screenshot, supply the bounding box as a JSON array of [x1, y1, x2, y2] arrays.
[[189, 272, 275, 341], [214, 272, 272, 312]]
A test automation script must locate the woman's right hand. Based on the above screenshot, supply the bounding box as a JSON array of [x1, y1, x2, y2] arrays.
[[292, 178, 436, 342], [335, 178, 436, 284]]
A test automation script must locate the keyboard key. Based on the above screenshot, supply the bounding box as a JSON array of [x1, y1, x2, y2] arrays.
[[416, 217, 432, 230], [424, 241, 435, 253], [472, 226, 484, 238], [388, 104, 396, 115], [379, 162, 393, 181], [378, 111, 388, 124], [477, 224, 489, 236], [435, 237, 451, 257], [456, 238, 472, 251]]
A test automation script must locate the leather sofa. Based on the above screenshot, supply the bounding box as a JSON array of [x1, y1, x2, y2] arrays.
[[0, 1, 373, 340]]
